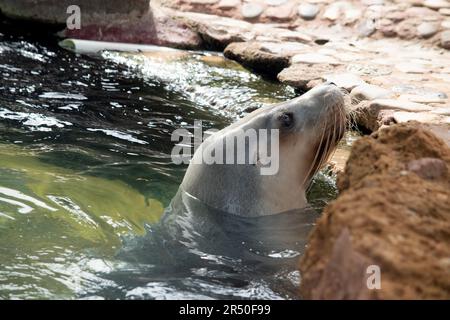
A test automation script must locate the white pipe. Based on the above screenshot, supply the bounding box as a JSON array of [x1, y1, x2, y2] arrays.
[[59, 39, 180, 54]]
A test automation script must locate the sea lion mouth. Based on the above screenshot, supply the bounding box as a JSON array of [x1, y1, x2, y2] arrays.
[[304, 88, 347, 186]]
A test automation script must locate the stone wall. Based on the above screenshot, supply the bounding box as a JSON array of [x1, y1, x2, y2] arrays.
[[299, 122, 450, 299]]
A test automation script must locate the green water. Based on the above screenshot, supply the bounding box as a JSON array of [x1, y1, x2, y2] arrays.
[[0, 26, 343, 299]]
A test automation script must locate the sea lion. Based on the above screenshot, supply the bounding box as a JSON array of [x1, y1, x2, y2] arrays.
[[180, 83, 347, 217]]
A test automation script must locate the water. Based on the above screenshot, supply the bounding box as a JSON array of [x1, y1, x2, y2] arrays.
[[0, 24, 342, 299]]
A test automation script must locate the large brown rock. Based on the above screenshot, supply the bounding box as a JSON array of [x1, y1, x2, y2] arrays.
[[277, 63, 347, 90], [0, 0, 149, 24], [62, 2, 202, 48], [300, 123, 450, 299], [224, 41, 291, 76], [0, 0, 202, 48]]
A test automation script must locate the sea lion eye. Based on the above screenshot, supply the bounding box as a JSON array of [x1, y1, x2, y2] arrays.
[[278, 112, 294, 129]]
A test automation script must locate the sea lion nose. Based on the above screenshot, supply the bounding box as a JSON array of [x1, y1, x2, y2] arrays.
[[325, 81, 337, 86]]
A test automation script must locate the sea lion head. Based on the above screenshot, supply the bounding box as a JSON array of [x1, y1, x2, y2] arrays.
[[180, 83, 347, 216]]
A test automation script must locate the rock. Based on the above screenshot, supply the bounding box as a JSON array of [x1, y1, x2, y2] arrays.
[[265, 1, 296, 21], [291, 53, 341, 65], [350, 101, 395, 132], [241, 3, 264, 19], [301, 228, 374, 299], [224, 41, 290, 76], [398, 93, 448, 104], [357, 19, 376, 37], [0, 0, 150, 24], [396, 19, 419, 40], [351, 84, 392, 102], [417, 22, 439, 38], [189, 0, 219, 6], [423, 0, 450, 10], [62, 2, 202, 48], [432, 106, 450, 115], [386, 11, 406, 23], [323, 73, 365, 91], [371, 99, 433, 112], [393, 111, 443, 124], [265, 0, 288, 5], [440, 30, 450, 49], [440, 8, 450, 15], [259, 41, 308, 54], [189, 15, 255, 49], [344, 8, 362, 24], [422, 123, 450, 146], [275, 30, 313, 43], [407, 158, 448, 180], [298, 3, 320, 20], [405, 6, 442, 20], [362, 0, 384, 4], [392, 85, 447, 98], [395, 62, 428, 74], [349, 98, 442, 132], [378, 19, 397, 37], [218, 0, 241, 10], [322, 1, 360, 23], [442, 20, 450, 29], [277, 63, 336, 88], [0, 0, 195, 46], [300, 123, 450, 299], [323, 2, 341, 21]]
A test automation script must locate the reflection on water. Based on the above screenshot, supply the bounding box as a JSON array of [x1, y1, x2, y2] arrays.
[[0, 25, 346, 299]]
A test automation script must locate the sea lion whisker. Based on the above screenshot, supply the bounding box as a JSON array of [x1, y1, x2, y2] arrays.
[[303, 106, 329, 187]]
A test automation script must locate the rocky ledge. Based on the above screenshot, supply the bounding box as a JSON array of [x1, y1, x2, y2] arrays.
[[300, 122, 450, 299], [165, 3, 450, 143], [166, 0, 450, 50]]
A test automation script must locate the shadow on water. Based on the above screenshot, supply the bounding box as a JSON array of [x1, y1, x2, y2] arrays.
[[0, 21, 344, 299], [88, 190, 321, 300]]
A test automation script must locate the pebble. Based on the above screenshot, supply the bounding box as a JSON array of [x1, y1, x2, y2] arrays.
[[298, 3, 320, 20], [323, 3, 341, 21], [291, 53, 341, 64], [440, 30, 450, 49], [442, 20, 450, 29], [351, 84, 392, 101], [323, 73, 365, 91], [423, 0, 450, 10], [265, 0, 288, 6], [417, 22, 439, 38], [241, 3, 264, 19], [344, 8, 362, 24], [265, 2, 296, 20], [358, 19, 376, 37]]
